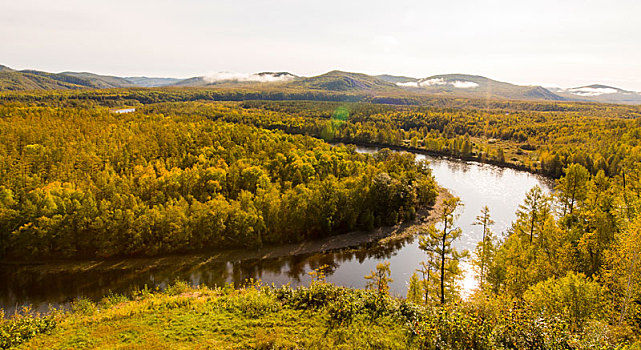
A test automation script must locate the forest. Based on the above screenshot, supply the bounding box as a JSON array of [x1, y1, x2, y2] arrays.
[[1, 89, 641, 348], [0, 105, 437, 259], [141, 99, 641, 178]]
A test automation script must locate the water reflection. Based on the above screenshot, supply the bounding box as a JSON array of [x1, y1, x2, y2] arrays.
[[0, 234, 413, 315], [0, 146, 553, 316]]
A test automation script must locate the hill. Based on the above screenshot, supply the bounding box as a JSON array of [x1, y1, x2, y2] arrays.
[[59, 71, 135, 88], [287, 70, 397, 91], [171, 76, 209, 87], [550, 84, 641, 105], [0, 70, 85, 90], [393, 73, 567, 101], [2, 64, 640, 105], [0, 67, 136, 90], [0, 65, 181, 91], [376, 74, 419, 84]]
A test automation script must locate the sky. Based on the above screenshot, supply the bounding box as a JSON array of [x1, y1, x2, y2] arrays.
[[2, 0, 641, 90]]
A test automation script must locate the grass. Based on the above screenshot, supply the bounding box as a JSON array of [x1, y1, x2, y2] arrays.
[[8, 282, 410, 349], [3, 280, 637, 349]]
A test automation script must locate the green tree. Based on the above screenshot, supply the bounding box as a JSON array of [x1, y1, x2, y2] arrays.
[[419, 197, 468, 304], [606, 216, 641, 326], [364, 261, 393, 295], [406, 272, 422, 304], [515, 186, 550, 243], [416, 260, 434, 305], [472, 206, 496, 290], [524, 272, 605, 332], [556, 164, 590, 216]]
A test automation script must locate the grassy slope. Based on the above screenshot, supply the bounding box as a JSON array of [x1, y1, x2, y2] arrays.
[[15, 285, 409, 350], [8, 280, 627, 349]]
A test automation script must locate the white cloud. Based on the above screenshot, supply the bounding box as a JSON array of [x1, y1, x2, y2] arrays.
[[204, 72, 295, 83], [396, 81, 419, 87], [452, 80, 479, 88], [407, 78, 479, 89], [566, 86, 619, 96], [419, 78, 447, 87]]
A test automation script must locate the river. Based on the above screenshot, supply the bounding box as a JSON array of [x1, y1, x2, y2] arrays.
[[0, 145, 553, 315]]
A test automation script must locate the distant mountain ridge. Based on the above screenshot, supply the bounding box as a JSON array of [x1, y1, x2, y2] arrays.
[[123, 77, 182, 88], [0, 66, 184, 90], [382, 73, 568, 101], [548, 84, 641, 105], [59, 72, 135, 88], [1, 64, 639, 104]]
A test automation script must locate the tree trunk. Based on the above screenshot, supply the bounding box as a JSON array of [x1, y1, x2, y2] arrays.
[[440, 229, 446, 305]]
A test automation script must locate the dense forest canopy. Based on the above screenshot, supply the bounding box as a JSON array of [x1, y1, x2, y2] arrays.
[[4, 87, 638, 178], [0, 106, 437, 259]]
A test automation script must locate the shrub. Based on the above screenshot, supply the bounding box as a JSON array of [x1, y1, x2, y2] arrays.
[[0, 307, 58, 349], [523, 272, 605, 331], [71, 297, 96, 316], [100, 291, 130, 308], [276, 282, 339, 310], [221, 290, 281, 318], [164, 280, 193, 296]]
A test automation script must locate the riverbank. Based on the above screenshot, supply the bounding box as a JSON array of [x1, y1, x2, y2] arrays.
[[335, 139, 554, 178], [1, 187, 451, 276]]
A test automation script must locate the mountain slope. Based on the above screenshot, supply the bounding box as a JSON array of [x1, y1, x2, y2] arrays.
[[550, 84, 641, 105], [0, 64, 15, 73], [288, 70, 397, 91], [60, 72, 135, 88], [0, 67, 135, 90], [394, 74, 567, 101], [376, 74, 419, 84], [0, 70, 85, 90], [0, 65, 181, 91]]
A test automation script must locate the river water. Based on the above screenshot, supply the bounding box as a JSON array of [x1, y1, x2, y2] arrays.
[[0, 146, 553, 315]]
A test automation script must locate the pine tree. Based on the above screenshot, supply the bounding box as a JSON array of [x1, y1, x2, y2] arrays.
[[364, 261, 393, 295], [406, 272, 422, 303], [516, 186, 549, 244], [472, 206, 495, 289], [419, 197, 468, 304]]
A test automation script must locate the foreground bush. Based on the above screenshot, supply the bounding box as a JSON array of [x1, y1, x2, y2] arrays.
[[0, 308, 57, 349]]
